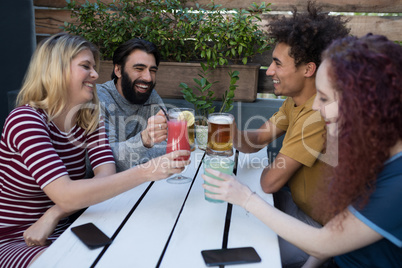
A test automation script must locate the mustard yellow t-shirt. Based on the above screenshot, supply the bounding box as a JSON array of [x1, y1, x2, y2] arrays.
[[269, 95, 326, 224]]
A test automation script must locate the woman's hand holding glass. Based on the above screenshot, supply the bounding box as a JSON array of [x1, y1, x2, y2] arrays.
[[139, 150, 191, 180], [202, 169, 253, 207]]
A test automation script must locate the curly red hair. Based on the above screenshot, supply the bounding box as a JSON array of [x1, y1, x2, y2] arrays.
[[314, 34, 402, 223]]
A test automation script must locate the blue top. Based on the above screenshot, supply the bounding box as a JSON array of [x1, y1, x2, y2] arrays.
[[335, 152, 402, 267]]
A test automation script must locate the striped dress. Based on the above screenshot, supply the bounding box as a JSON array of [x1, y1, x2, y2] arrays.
[[0, 105, 115, 268]]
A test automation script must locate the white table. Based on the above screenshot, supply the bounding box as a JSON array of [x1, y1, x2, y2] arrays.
[[32, 149, 280, 268]]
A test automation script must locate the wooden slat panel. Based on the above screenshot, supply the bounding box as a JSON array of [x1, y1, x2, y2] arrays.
[[348, 16, 402, 41], [185, 0, 402, 13], [34, 0, 96, 8], [260, 14, 402, 41], [34, 0, 402, 13], [35, 8, 402, 41], [35, 9, 74, 35]]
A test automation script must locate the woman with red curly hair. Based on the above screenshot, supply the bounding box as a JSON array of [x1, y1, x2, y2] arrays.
[[202, 33, 402, 267]]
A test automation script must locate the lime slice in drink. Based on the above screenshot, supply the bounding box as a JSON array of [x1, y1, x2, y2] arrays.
[[178, 111, 195, 127]]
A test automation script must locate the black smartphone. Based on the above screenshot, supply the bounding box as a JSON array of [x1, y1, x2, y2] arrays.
[[201, 247, 261, 266], [71, 222, 112, 249]]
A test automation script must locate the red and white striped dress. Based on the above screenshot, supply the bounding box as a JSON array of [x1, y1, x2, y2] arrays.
[[0, 105, 115, 268]]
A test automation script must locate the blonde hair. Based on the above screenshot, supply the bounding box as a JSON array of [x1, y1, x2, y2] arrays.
[[16, 32, 101, 134]]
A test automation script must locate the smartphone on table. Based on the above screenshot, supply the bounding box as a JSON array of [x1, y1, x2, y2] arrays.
[[71, 222, 112, 249], [201, 246, 261, 266]]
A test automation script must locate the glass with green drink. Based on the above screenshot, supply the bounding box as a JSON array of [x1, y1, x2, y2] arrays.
[[203, 156, 235, 203]]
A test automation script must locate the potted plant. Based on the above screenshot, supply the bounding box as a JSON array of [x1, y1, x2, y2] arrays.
[[63, 0, 271, 101], [180, 63, 239, 149], [155, 1, 272, 102], [64, 0, 203, 61]]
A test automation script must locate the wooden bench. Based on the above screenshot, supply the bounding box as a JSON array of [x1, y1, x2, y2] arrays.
[[33, 0, 402, 94]]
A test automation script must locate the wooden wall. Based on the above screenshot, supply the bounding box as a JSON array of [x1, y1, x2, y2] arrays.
[[34, 0, 402, 40], [33, 0, 402, 93]]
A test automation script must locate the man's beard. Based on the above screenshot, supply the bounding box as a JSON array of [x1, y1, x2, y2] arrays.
[[120, 70, 155, 105]]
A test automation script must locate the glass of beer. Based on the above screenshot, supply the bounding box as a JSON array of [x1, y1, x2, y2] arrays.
[[206, 113, 234, 156]]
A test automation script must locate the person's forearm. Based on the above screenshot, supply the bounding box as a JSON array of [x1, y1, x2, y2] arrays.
[[44, 204, 76, 222], [243, 194, 332, 259], [23, 204, 77, 247], [46, 164, 151, 212], [234, 129, 268, 153], [75, 165, 151, 207], [260, 165, 280, 193], [111, 133, 165, 170]]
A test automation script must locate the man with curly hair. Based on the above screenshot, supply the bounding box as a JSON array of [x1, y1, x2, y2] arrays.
[[233, 1, 350, 267]]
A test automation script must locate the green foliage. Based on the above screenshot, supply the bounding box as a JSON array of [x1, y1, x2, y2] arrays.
[[180, 63, 217, 125], [195, 2, 271, 68], [219, 70, 239, 113], [63, 0, 272, 68], [65, 0, 263, 116], [180, 63, 239, 125], [64, 0, 202, 61]]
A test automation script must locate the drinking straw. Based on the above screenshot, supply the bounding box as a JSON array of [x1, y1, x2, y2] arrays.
[[144, 103, 169, 121]]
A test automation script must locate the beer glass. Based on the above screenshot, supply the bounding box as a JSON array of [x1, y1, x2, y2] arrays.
[[206, 113, 234, 156]]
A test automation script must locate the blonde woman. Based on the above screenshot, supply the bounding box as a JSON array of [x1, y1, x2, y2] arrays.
[[0, 33, 189, 268]]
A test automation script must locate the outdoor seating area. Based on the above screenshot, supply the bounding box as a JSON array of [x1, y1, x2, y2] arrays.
[[0, 1, 401, 268]]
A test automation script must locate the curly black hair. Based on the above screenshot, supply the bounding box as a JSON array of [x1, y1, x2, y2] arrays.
[[268, 1, 350, 68]]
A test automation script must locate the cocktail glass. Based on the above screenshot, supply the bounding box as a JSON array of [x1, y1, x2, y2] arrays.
[[166, 108, 192, 184]]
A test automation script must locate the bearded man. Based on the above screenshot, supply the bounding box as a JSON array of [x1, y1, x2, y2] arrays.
[[97, 39, 167, 172]]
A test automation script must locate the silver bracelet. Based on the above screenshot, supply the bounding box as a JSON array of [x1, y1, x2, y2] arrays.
[[243, 191, 256, 213]]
